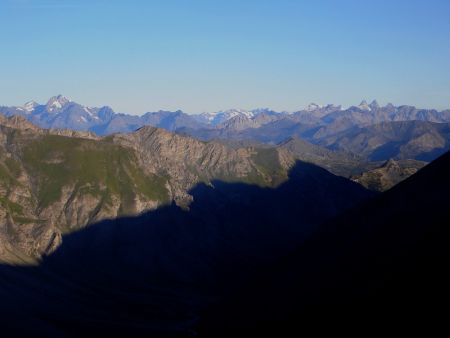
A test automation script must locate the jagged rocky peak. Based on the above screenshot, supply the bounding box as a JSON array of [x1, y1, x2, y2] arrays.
[[369, 99, 380, 110], [306, 103, 322, 111], [357, 99, 380, 111], [385, 102, 396, 110], [46, 94, 71, 111], [358, 100, 371, 111]]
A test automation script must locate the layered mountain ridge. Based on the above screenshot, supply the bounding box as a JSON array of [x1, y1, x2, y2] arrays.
[[1, 95, 450, 263], [0, 114, 294, 263], [2, 96, 449, 138], [0, 96, 448, 336], [3, 96, 450, 166]]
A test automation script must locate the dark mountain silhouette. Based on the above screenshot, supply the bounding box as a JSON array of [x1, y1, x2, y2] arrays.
[[0, 161, 372, 337], [199, 151, 450, 336]]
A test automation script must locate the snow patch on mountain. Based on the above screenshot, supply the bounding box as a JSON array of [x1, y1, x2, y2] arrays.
[[46, 95, 71, 112], [23, 101, 38, 112]]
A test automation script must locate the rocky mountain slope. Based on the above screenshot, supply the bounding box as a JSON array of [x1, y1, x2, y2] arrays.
[[180, 103, 450, 165], [277, 136, 365, 177], [351, 158, 427, 191], [319, 120, 450, 161], [0, 160, 374, 337], [0, 114, 294, 264]]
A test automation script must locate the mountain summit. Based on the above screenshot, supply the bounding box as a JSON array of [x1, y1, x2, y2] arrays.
[[358, 100, 370, 110], [369, 99, 380, 110], [46, 94, 71, 111]]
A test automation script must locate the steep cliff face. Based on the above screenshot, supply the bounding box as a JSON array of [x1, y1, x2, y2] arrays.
[[0, 115, 294, 263]]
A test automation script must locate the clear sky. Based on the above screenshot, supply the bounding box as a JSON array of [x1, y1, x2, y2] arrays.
[[1, 0, 449, 114]]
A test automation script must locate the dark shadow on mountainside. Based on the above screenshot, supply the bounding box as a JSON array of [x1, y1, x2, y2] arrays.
[[198, 151, 450, 336], [0, 161, 373, 337]]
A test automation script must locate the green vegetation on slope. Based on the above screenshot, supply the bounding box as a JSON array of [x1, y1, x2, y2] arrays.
[[209, 148, 288, 187], [251, 148, 288, 186], [0, 196, 23, 215], [22, 135, 169, 211], [0, 160, 21, 187]]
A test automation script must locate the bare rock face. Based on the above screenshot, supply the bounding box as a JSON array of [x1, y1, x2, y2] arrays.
[[111, 126, 291, 203], [0, 114, 40, 132], [0, 115, 294, 263]]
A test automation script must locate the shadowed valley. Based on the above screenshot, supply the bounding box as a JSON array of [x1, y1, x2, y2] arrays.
[[0, 161, 373, 337]]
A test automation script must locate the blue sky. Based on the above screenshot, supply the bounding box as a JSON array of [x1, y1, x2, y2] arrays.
[[1, 0, 449, 114]]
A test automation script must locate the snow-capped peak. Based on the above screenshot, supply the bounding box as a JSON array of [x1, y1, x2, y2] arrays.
[[22, 100, 38, 112], [198, 111, 218, 121], [221, 109, 254, 118], [194, 109, 255, 126], [46, 95, 71, 111]]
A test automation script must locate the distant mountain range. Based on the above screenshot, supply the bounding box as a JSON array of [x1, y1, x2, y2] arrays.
[[0, 95, 280, 135], [2, 96, 449, 138], [1, 95, 450, 187], [0, 95, 200, 135]]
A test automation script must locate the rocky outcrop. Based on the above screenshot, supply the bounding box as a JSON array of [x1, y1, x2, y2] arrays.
[[351, 159, 427, 191]]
